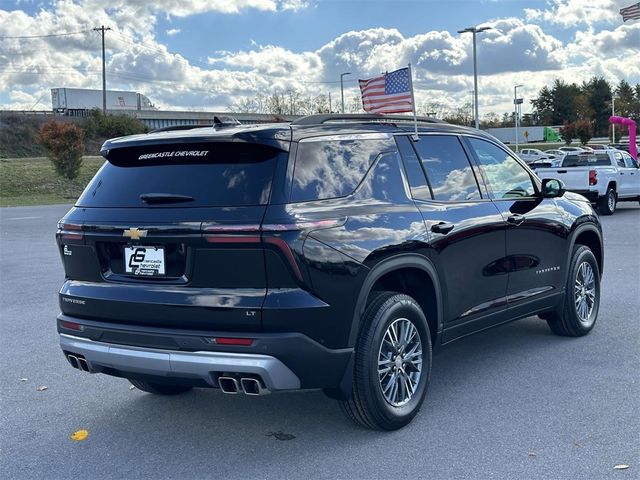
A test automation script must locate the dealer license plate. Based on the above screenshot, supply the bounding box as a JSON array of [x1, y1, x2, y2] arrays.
[[124, 246, 165, 276]]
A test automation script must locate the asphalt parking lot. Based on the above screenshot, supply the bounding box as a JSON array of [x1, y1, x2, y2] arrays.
[[1, 203, 638, 479]]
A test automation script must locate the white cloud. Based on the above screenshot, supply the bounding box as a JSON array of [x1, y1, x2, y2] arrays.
[[525, 0, 630, 26], [165, 28, 181, 36], [0, 1, 638, 117]]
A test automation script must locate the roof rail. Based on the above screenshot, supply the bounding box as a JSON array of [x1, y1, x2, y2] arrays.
[[149, 124, 206, 133], [290, 113, 442, 126]]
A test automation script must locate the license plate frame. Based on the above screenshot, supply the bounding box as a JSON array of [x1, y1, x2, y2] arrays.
[[124, 246, 166, 276]]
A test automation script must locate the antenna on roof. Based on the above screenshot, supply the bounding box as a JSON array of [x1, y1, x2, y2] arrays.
[[213, 116, 241, 128]]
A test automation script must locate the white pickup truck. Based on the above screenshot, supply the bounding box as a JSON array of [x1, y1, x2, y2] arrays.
[[533, 150, 640, 215]]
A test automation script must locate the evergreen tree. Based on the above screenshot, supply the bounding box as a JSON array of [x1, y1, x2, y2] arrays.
[[584, 77, 612, 136], [531, 86, 554, 125]]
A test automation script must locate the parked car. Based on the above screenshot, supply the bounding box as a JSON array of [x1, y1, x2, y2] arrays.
[[518, 148, 550, 163], [545, 149, 567, 157], [56, 114, 604, 430], [586, 144, 616, 151], [535, 150, 640, 214], [559, 146, 586, 153]]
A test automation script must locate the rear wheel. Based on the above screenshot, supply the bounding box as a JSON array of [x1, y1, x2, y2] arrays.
[[129, 379, 193, 395], [339, 292, 432, 430], [543, 245, 600, 337], [597, 188, 616, 215]]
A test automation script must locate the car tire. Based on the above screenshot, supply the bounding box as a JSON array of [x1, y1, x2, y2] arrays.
[[543, 245, 600, 337], [597, 188, 616, 215], [129, 379, 193, 395], [339, 291, 432, 430]]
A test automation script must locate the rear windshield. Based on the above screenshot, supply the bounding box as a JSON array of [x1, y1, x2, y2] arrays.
[[561, 153, 611, 167], [78, 142, 282, 207]]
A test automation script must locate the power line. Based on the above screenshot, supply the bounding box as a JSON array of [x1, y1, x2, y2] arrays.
[[0, 29, 93, 39]]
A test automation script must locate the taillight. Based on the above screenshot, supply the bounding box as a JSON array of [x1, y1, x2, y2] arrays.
[[57, 222, 84, 241], [202, 218, 346, 283], [589, 169, 598, 186], [60, 320, 84, 331]]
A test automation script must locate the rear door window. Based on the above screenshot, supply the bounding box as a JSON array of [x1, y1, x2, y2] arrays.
[[77, 142, 282, 207], [412, 135, 482, 201], [291, 136, 394, 202]]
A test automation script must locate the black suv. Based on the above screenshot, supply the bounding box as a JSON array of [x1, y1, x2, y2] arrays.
[[57, 114, 603, 430]]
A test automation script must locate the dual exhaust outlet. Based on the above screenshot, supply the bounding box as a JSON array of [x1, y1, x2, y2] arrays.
[[218, 375, 270, 395], [66, 353, 90, 372], [66, 352, 270, 395]]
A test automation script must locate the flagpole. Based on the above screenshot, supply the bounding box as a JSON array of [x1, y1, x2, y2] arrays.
[[407, 63, 418, 140]]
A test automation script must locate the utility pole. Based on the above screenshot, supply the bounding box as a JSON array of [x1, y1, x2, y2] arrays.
[[94, 25, 111, 115], [458, 26, 492, 129], [328, 92, 332, 113], [340, 72, 351, 113]]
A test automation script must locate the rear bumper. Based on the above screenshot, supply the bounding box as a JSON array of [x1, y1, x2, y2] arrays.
[[57, 314, 353, 390], [60, 333, 301, 390]]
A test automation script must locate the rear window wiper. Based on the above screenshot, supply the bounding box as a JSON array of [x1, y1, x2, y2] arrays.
[[140, 193, 194, 204]]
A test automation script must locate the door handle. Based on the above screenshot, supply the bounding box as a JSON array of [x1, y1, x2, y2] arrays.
[[431, 222, 455, 234], [557, 170, 567, 173], [507, 214, 526, 226]]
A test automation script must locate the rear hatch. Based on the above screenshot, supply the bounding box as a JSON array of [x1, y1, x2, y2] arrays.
[[57, 137, 288, 331]]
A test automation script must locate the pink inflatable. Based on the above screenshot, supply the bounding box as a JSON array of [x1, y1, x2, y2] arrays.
[[610, 115, 637, 161]]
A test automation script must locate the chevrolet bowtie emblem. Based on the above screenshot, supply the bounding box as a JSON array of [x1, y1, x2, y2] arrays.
[[123, 228, 147, 241]]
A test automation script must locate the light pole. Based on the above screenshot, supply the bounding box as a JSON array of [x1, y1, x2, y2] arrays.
[[469, 90, 475, 126], [611, 94, 616, 144], [458, 26, 492, 129], [340, 72, 351, 113], [514, 84, 523, 152]]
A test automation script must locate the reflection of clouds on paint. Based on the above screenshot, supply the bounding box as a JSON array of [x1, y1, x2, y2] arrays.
[[469, 139, 535, 199], [292, 139, 392, 201], [316, 219, 426, 263]]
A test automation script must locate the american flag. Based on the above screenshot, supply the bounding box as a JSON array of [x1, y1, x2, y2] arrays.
[[620, 2, 640, 21], [358, 67, 414, 114]]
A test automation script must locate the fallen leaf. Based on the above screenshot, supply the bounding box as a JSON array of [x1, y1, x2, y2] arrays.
[[528, 452, 537, 457], [614, 465, 630, 470], [36, 385, 48, 392], [20, 378, 28, 382], [574, 441, 582, 448], [70, 429, 89, 442]]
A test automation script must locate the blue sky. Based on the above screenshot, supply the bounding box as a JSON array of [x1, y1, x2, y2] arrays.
[[1, 0, 638, 115]]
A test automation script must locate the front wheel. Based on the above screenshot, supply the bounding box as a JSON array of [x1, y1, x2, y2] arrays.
[[543, 245, 600, 337], [339, 292, 432, 430], [597, 188, 616, 215]]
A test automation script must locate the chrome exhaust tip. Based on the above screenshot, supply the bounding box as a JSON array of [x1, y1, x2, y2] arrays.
[[241, 377, 270, 396], [67, 354, 80, 369], [218, 376, 240, 394], [77, 357, 90, 372]]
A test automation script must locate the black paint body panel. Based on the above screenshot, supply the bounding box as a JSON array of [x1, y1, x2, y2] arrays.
[[56, 121, 603, 389]]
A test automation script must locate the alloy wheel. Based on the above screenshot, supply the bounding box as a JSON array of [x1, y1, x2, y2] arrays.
[[377, 318, 423, 407], [574, 261, 596, 325]]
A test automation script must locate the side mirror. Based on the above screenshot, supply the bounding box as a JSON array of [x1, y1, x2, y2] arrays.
[[541, 178, 566, 198]]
